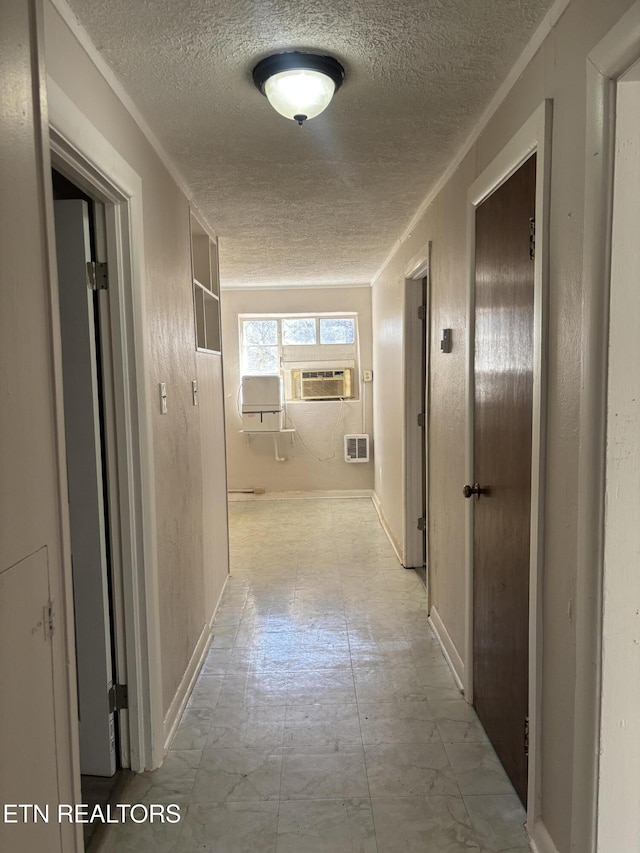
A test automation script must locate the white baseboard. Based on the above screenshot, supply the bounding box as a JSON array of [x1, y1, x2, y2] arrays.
[[228, 489, 374, 502], [162, 575, 229, 752], [371, 492, 403, 564], [428, 605, 465, 691], [529, 820, 560, 853]]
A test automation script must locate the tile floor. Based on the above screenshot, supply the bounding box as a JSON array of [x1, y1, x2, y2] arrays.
[[97, 498, 531, 852]]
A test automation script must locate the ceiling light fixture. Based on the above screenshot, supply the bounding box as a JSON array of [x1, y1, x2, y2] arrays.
[[253, 51, 345, 126]]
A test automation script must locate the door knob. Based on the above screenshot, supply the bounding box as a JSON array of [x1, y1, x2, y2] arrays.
[[462, 482, 487, 499]]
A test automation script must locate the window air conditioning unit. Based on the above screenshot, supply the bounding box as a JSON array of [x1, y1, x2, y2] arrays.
[[300, 368, 352, 400], [344, 434, 369, 463]]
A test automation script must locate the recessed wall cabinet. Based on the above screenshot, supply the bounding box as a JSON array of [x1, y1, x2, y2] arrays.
[[190, 212, 221, 354]]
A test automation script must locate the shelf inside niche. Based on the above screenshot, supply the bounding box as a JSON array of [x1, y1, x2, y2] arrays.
[[192, 233, 211, 291], [190, 210, 221, 354]]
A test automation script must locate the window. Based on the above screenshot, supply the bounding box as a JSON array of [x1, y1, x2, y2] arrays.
[[242, 319, 279, 373], [319, 318, 355, 344], [282, 318, 316, 345], [239, 313, 359, 400]]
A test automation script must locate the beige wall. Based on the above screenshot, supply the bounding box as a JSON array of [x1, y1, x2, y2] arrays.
[[1, 2, 80, 849], [221, 286, 374, 493], [372, 0, 636, 849], [44, 1, 229, 720]]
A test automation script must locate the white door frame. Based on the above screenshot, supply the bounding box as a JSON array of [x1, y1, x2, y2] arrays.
[[47, 78, 164, 772], [573, 5, 640, 849], [403, 244, 431, 575], [464, 100, 552, 831]]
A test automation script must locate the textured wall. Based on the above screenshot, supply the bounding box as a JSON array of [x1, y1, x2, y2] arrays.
[[44, 1, 229, 718], [370, 259, 405, 547], [372, 0, 636, 848], [221, 286, 374, 493], [0, 3, 78, 849]]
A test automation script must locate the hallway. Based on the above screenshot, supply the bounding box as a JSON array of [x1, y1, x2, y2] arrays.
[[98, 498, 529, 852]]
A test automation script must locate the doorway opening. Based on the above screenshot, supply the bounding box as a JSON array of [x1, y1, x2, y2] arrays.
[[465, 101, 551, 832], [51, 169, 129, 845], [403, 245, 431, 590], [470, 153, 536, 806], [597, 61, 640, 849], [48, 81, 165, 781], [574, 8, 640, 847]]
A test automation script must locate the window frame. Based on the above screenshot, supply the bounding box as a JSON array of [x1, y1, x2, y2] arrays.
[[238, 312, 359, 400]]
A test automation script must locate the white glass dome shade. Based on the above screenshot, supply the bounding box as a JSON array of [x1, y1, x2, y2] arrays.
[[253, 52, 345, 125], [265, 69, 335, 122]]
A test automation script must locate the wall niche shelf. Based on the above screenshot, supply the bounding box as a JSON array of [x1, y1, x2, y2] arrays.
[[190, 212, 221, 354]]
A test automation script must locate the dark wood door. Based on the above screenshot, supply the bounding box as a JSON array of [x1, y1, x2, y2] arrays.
[[472, 154, 536, 805]]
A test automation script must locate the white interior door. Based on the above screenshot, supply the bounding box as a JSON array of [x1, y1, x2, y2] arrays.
[[54, 199, 116, 777]]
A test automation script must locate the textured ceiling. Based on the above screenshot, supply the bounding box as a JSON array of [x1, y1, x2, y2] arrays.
[[64, 0, 555, 288]]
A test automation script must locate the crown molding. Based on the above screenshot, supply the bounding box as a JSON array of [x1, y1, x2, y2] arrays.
[[372, 0, 571, 285]]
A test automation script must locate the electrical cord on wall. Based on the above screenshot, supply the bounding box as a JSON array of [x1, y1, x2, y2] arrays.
[[285, 398, 345, 462]]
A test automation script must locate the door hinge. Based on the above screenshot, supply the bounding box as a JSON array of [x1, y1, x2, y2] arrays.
[[417, 305, 427, 321], [529, 218, 535, 261], [108, 683, 128, 713], [87, 261, 108, 291], [417, 517, 427, 531], [524, 716, 530, 757], [44, 600, 55, 640], [417, 412, 426, 428]]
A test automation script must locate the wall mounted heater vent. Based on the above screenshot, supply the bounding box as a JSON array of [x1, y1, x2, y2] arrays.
[[344, 434, 369, 463]]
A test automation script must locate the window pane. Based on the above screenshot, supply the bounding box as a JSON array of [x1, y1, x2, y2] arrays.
[[319, 318, 355, 344], [243, 319, 278, 346], [282, 318, 317, 345], [243, 346, 279, 374]]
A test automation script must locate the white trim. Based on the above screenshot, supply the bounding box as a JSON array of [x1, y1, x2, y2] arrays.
[[228, 489, 374, 502], [576, 6, 640, 850], [402, 244, 431, 572], [35, 3, 84, 847], [428, 606, 464, 691], [403, 248, 431, 281], [372, 0, 569, 286], [371, 492, 403, 564], [47, 77, 164, 771], [589, 1, 640, 76], [464, 101, 552, 832], [163, 576, 229, 751], [529, 819, 561, 853], [571, 57, 614, 853], [222, 281, 372, 291]]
